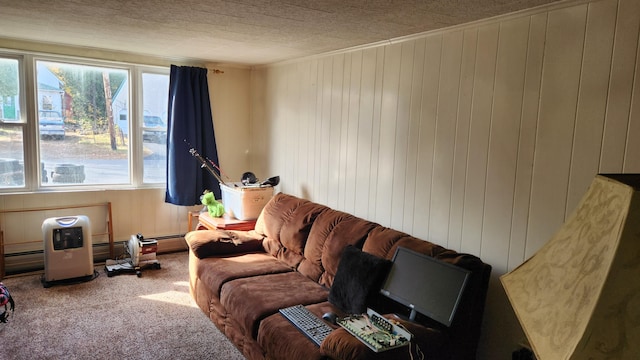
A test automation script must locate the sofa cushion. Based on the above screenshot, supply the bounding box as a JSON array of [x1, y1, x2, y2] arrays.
[[361, 227, 442, 260], [258, 302, 339, 360], [307, 211, 378, 286], [328, 245, 392, 314], [220, 271, 330, 338], [185, 229, 264, 259], [256, 193, 329, 269], [197, 253, 293, 296]]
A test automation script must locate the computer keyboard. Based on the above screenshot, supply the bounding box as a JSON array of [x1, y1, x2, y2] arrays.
[[279, 304, 333, 346]]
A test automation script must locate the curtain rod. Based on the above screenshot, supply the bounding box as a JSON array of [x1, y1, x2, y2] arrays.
[[208, 68, 224, 74]]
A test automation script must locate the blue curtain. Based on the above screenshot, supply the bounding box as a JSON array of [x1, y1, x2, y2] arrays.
[[165, 65, 221, 205]]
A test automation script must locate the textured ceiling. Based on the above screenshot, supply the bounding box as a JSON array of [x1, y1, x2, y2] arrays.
[[0, 0, 562, 66]]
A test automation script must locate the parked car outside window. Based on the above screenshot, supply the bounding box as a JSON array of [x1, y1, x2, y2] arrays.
[[142, 115, 167, 143], [39, 110, 65, 140]]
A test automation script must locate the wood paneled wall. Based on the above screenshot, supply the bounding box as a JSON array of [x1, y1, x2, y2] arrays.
[[250, 0, 640, 357]]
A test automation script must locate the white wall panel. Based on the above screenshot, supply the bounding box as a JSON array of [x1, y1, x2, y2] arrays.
[[567, 0, 617, 214], [481, 17, 530, 272], [328, 54, 345, 210], [390, 42, 415, 231], [303, 59, 319, 200], [353, 48, 378, 218], [209, 67, 252, 181], [284, 62, 301, 193], [402, 39, 426, 233], [601, 0, 640, 172], [448, 28, 477, 252], [412, 35, 441, 241], [0, 189, 199, 254], [429, 31, 464, 248], [250, 0, 639, 358], [375, 43, 402, 225], [507, 13, 546, 271], [527, 4, 587, 256], [316, 57, 332, 205], [461, 24, 499, 257], [295, 61, 311, 198], [627, 41, 640, 172], [366, 48, 385, 221], [336, 53, 357, 212], [343, 52, 362, 215]]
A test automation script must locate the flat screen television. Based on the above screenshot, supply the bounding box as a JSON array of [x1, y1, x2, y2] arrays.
[[379, 246, 470, 327]]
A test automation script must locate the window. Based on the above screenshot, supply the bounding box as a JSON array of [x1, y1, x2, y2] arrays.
[[0, 52, 169, 192]]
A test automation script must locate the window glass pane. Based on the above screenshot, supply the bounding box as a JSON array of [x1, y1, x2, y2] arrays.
[[36, 60, 130, 186], [141, 72, 169, 183], [0, 125, 25, 188], [0, 58, 25, 188], [0, 58, 21, 123]]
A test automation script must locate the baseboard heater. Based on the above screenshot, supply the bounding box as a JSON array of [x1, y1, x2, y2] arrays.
[[3, 234, 187, 276]]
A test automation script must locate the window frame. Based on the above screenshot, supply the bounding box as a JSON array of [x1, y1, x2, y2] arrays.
[[0, 49, 169, 193]]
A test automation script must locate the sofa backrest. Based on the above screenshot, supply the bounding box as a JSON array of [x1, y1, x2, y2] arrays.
[[303, 207, 378, 287], [255, 192, 378, 286], [255, 192, 328, 270]]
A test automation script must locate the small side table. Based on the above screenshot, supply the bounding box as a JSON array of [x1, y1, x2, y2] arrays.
[[197, 212, 257, 231], [187, 211, 201, 233]]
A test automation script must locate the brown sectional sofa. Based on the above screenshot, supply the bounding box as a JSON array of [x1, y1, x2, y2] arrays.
[[186, 192, 491, 360]]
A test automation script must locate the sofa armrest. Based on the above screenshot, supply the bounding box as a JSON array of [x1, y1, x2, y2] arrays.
[[185, 229, 264, 259], [319, 315, 448, 360]]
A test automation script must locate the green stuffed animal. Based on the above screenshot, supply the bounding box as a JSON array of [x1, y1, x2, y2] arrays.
[[201, 190, 225, 217]]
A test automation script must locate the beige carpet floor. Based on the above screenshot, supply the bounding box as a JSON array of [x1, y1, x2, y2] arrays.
[[0, 251, 244, 360]]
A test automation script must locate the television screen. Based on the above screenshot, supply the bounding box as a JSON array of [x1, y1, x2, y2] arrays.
[[380, 247, 470, 326]]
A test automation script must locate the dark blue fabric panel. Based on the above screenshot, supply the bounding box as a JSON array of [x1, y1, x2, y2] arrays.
[[165, 65, 221, 205]]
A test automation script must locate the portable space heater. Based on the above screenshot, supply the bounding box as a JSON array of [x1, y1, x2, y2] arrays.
[[42, 216, 94, 287]]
